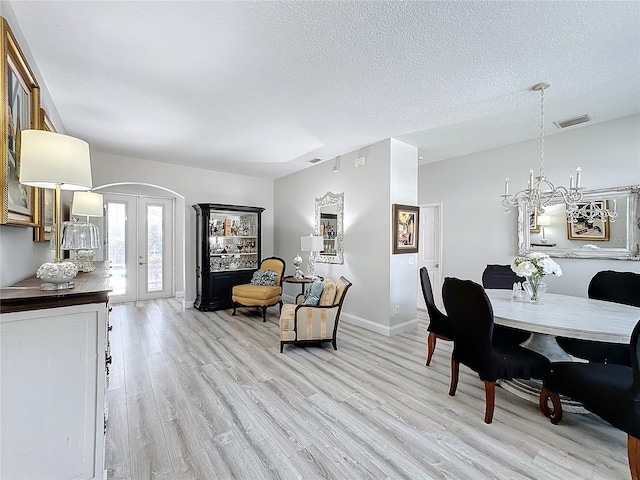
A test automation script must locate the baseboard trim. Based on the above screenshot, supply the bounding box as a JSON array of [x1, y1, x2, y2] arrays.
[[341, 312, 419, 337]]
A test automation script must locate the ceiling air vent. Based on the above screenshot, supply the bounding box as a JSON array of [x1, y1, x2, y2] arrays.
[[554, 114, 591, 129], [308, 157, 322, 164]]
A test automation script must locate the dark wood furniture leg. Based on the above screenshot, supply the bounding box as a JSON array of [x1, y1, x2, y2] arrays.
[[539, 386, 563, 425], [630, 435, 640, 480], [449, 359, 459, 396], [426, 332, 436, 366], [484, 381, 496, 424]]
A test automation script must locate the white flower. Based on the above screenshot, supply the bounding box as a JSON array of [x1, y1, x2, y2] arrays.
[[511, 253, 562, 279], [539, 257, 563, 276], [511, 260, 536, 277]]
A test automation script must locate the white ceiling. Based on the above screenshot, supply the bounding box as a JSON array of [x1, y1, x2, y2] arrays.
[[7, 1, 640, 180]]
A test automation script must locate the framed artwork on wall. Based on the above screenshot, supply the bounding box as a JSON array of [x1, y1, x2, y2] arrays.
[[392, 204, 419, 254], [529, 207, 540, 233], [34, 108, 56, 241], [1, 18, 40, 225], [567, 200, 610, 241]]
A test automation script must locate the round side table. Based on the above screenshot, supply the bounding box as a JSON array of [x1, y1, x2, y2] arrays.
[[282, 276, 314, 296]]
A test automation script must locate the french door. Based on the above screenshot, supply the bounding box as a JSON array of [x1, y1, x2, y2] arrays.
[[104, 194, 174, 302]]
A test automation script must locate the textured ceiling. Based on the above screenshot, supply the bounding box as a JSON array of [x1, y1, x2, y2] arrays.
[[6, 1, 640, 180]]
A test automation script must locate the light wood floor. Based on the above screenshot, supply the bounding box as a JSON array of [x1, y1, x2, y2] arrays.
[[105, 299, 628, 480]]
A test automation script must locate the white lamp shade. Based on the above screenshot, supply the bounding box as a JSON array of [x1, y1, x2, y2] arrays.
[[537, 215, 551, 226], [301, 235, 324, 252], [72, 191, 104, 217], [19, 129, 92, 190]]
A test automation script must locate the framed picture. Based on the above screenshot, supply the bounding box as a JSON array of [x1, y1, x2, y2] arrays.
[[392, 204, 419, 254], [34, 108, 56, 241], [567, 200, 610, 241], [34, 187, 54, 242], [530, 207, 540, 233], [1, 18, 40, 225]]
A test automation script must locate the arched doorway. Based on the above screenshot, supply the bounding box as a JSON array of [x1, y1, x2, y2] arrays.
[[94, 183, 185, 303]]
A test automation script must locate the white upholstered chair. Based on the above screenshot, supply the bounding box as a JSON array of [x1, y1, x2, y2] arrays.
[[279, 276, 352, 352]]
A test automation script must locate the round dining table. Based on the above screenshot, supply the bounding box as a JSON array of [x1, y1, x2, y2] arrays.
[[486, 289, 640, 410]]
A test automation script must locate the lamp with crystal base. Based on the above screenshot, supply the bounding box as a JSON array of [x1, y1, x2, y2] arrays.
[[61, 191, 103, 272], [19, 130, 92, 289], [300, 235, 324, 278]]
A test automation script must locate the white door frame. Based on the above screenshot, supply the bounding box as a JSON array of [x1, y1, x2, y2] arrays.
[[418, 202, 443, 310], [103, 193, 175, 303]]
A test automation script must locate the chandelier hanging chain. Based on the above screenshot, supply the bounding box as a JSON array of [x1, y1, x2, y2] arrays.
[[539, 85, 545, 179]]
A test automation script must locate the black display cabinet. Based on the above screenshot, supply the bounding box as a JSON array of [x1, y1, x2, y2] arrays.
[[193, 203, 264, 311]]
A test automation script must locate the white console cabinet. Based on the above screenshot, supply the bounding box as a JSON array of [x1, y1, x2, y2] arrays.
[[0, 269, 111, 480]]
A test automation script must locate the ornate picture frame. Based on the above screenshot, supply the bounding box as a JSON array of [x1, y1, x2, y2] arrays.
[[567, 200, 611, 241], [1, 18, 40, 225], [392, 204, 419, 254], [34, 108, 56, 241], [529, 207, 540, 233]]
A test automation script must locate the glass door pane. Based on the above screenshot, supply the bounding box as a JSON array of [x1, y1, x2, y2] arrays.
[[138, 197, 173, 301], [146, 204, 164, 292], [106, 202, 127, 296]]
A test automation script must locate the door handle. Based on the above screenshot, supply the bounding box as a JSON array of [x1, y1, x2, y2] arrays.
[[435, 263, 439, 268], [139, 261, 146, 265]]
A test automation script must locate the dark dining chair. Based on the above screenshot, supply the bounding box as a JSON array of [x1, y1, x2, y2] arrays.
[[556, 270, 640, 366], [442, 277, 550, 424], [481, 264, 532, 347], [540, 317, 640, 480], [420, 267, 454, 366]]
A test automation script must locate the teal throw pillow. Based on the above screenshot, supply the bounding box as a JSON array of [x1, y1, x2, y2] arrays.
[[303, 278, 323, 305]]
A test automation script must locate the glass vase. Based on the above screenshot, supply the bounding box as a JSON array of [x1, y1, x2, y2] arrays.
[[523, 277, 547, 303]]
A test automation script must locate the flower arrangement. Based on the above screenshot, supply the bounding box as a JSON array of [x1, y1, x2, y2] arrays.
[[511, 252, 562, 302], [511, 252, 562, 279]]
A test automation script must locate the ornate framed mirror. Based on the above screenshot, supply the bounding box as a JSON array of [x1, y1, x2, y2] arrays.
[[518, 185, 640, 260], [315, 191, 344, 264]]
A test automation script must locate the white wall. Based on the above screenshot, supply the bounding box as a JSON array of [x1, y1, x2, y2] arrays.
[[90, 151, 274, 305], [389, 139, 419, 328], [419, 115, 640, 297], [274, 138, 419, 335], [0, 5, 68, 287]]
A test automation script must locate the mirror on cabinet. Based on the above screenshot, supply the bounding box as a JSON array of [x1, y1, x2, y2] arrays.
[[315, 191, 344, 264], [518, 185, 640, 260]]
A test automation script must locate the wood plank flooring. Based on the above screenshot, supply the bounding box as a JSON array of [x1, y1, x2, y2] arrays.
[[105, 299, 629, 479]]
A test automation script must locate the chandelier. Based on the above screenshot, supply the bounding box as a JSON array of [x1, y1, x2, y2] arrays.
[[501, 82, 617, 224], [501, 82, 585, 216], [500, 82, 618, 230]]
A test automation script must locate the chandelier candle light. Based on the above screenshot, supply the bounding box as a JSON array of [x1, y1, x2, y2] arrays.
[[501, 82, 585, 216], [511, 252, 563, 303]]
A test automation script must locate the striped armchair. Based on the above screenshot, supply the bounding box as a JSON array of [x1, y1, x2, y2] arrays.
[[279, 276, 352, 352]]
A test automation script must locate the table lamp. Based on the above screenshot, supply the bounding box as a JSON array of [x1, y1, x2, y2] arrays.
[[61, 191, 103, 272], [300, 234, 324, 278], [19, 130, 92, 289], [537, 215, 551, 243]]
